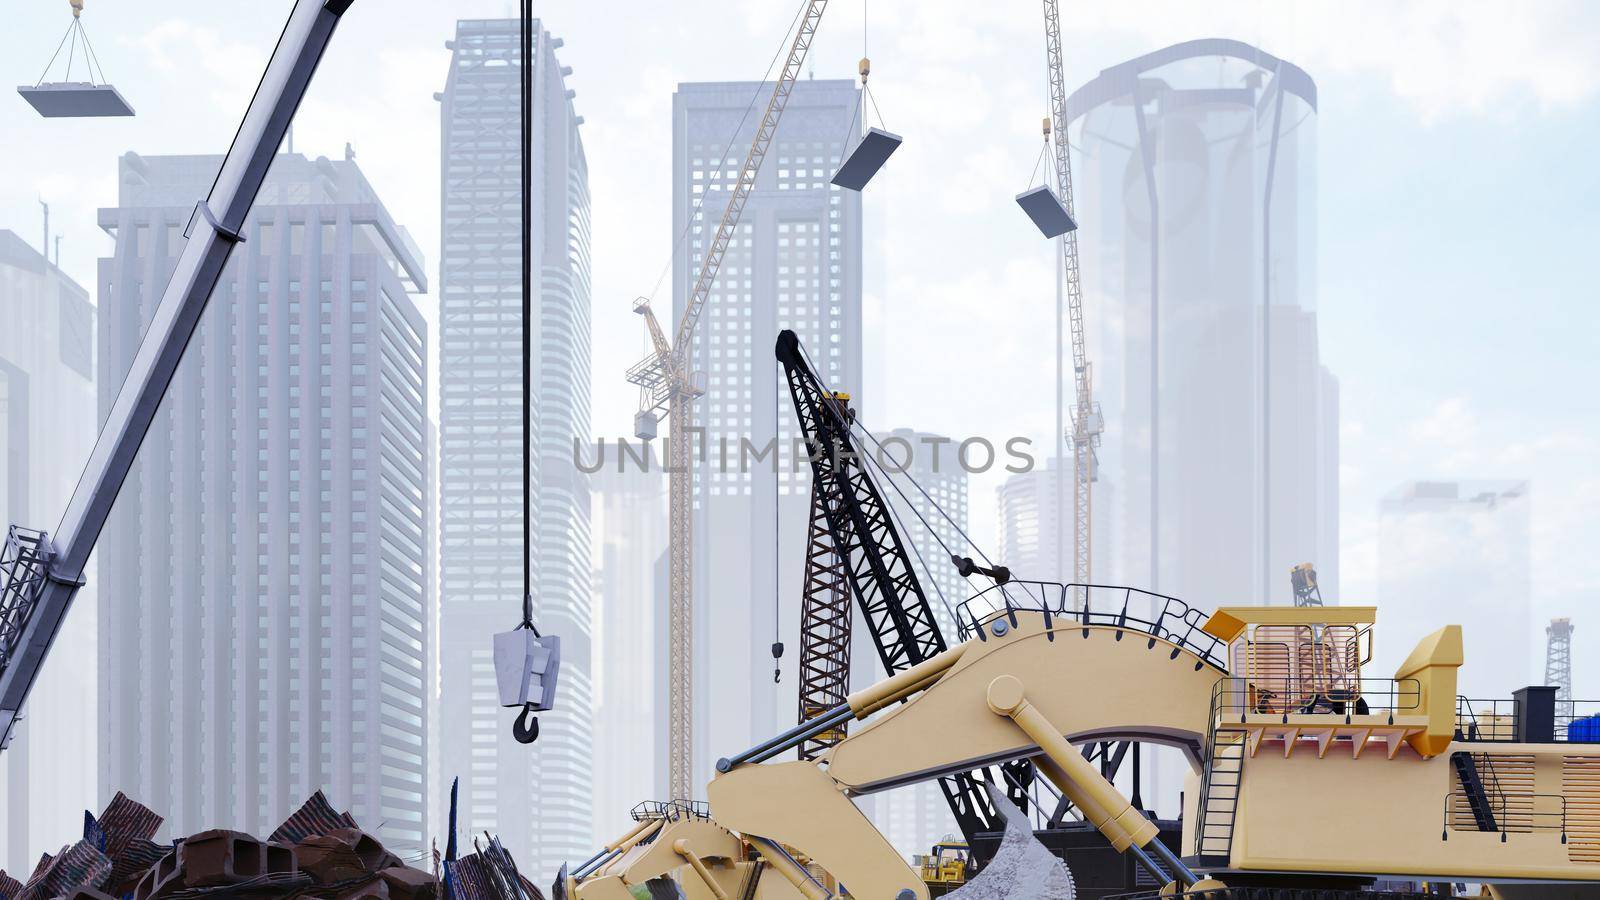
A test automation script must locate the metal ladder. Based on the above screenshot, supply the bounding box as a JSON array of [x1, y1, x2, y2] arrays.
[[1196, 686, 1248, 864]]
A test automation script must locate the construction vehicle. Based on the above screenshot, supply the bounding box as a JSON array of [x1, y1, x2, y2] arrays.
[[577, 586, 1600, 899], [0, 0, 363, 751], [914, 838, 969, 893], [625, 0, 832, 802], [566, 335, 1600, 900]]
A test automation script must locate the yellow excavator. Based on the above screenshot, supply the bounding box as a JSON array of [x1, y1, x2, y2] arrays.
[[558, 334, 1600, 900], [563, 599, 1600, 900]]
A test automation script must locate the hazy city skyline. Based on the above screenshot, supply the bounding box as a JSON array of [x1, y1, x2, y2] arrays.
[[1, 0, 1597, 878]]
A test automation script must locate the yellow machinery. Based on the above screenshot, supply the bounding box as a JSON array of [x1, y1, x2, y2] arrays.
[[914, 838, 969, 890], [572, 595, 1600, 899]]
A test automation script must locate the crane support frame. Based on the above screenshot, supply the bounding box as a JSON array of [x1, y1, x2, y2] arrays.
[[0, 0, 355, 749]]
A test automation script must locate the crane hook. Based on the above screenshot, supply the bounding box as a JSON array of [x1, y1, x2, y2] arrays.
[[512, 703, 540, 744], [771, 641, 784, 683]]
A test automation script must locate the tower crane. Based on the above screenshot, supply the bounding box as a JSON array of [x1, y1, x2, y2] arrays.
[[1041, 0, 1103, 601], [625, 0, 831, 802]]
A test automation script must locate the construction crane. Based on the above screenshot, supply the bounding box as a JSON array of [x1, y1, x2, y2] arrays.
[[774, 331, 1038, 856], [1290, 562, 1324, 607], [625, 0, 831, 802], [1039, 0, 1104, 606], [0, 0, 354, 751]]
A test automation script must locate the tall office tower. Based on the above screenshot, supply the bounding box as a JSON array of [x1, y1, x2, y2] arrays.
[[1066, 40, 1339, 608], [672, 79, 863, 787], [869, 429, 967, 860], [0, 229, 96, 873], [96, 151, 432, 857], [588, 441, 669, 837], [1378, 481, 1532, 697], [437, 18, 593, 873]]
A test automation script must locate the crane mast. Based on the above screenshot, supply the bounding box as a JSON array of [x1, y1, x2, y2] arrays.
[[1042, 0, 1101, 601], [626, 0, 831, 801]]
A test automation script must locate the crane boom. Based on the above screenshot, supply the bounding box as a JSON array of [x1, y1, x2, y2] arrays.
[[626, 0, 832, 802], [1042, 0, 1100, 595], [0, 0, 355, 749]]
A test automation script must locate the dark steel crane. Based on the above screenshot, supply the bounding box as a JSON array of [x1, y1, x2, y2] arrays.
[[775, 330, 1030, 851]]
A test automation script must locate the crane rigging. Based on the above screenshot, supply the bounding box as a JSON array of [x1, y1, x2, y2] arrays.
[[625, 0, 832, 802]]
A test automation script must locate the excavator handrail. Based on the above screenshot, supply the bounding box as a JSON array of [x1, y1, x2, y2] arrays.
[[956, 581, 1228, 671]]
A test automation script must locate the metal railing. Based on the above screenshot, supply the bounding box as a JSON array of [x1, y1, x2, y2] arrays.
[[955, 581, 1227, 670], [1442, 790, 1568, 844], [1456, 697, 1518, 742], [1211, 675, 1422, 723], [1456, 696, 1600, 743], [1557, 700, 1600, 742], [628, 799, 710, 823], [1106, 890, 1441, 900]]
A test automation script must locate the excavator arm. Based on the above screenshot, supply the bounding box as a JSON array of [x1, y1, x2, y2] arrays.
[[709, 611, 1229, 897]]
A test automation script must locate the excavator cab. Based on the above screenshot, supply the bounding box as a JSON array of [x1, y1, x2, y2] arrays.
[[1203, 606, 1381, 718]]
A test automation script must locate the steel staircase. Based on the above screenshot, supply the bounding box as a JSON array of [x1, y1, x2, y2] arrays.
[[1196, 683, 1248, 865]]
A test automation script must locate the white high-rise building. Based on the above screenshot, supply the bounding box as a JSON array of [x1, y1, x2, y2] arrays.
[[436, 18, 593, 875], [96, 151, 432, 856], [673, 78, 864, 789], [1378, 481, 1532, 697], [0, 229, 97, 874], [1066, 40, 1339, 608], [588, 442, 669, 837]]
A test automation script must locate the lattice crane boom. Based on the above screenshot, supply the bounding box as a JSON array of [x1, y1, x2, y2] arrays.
[[1042, 0, 1102, 597], [627, 0, 832, 802]]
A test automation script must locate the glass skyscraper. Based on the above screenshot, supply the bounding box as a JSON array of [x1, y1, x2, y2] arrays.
[[96, 150, 432, 856], [436, 18, 593, 877]]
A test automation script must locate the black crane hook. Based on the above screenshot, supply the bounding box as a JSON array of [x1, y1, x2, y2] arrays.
[[772, 641, 784, 683], [513, 702, 540, 744]]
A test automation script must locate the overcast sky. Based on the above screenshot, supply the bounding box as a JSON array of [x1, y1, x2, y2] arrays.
[[4, 1, 1598, 688]]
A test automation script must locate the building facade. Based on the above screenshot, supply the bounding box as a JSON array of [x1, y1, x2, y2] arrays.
[[436, 18, 593, 874], [588, 441, 669, 838], [1378, 480, 1532, 697], [0, 229, 97, 874], [96, 151, 432, 857], [672, 78, 864, 788], [1066, 39, 1339, 609]]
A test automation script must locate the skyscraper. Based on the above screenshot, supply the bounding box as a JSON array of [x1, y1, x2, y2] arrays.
[[588, 442, 669, 838], [1378, 480, 1532, 697], [672, 78, 863, 785], [870, 428, 966, 860], [436, 18, 593, 874], [0, 229, 96, 874], [1066, 40, 1339, 608], [96, 151, 432, 856]]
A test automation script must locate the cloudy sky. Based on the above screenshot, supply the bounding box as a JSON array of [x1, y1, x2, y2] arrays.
[[4, 0, 1598, 688]]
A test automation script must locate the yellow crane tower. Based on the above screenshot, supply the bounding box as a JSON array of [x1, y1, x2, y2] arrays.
[[626, 0, 832, 802], [1040, 0, 1103, 601]]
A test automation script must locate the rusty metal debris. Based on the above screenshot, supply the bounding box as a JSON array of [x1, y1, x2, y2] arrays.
[[0, 791, 540, 900]]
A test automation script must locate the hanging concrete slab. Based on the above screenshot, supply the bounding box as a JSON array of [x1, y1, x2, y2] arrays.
[[831, 127, 902, 191], [1016, 185, 1077, 238], [18, 82, 135, 118]]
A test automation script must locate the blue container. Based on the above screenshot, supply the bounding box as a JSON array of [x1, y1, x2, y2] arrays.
[[1568, 714, 1600, 742]]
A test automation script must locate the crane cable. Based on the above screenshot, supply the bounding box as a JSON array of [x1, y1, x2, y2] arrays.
[[772, 364, 783, 683], [511, 0, 541, 745]]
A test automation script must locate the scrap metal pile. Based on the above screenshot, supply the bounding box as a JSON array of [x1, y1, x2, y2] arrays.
[[0, 792, 541, 900]]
